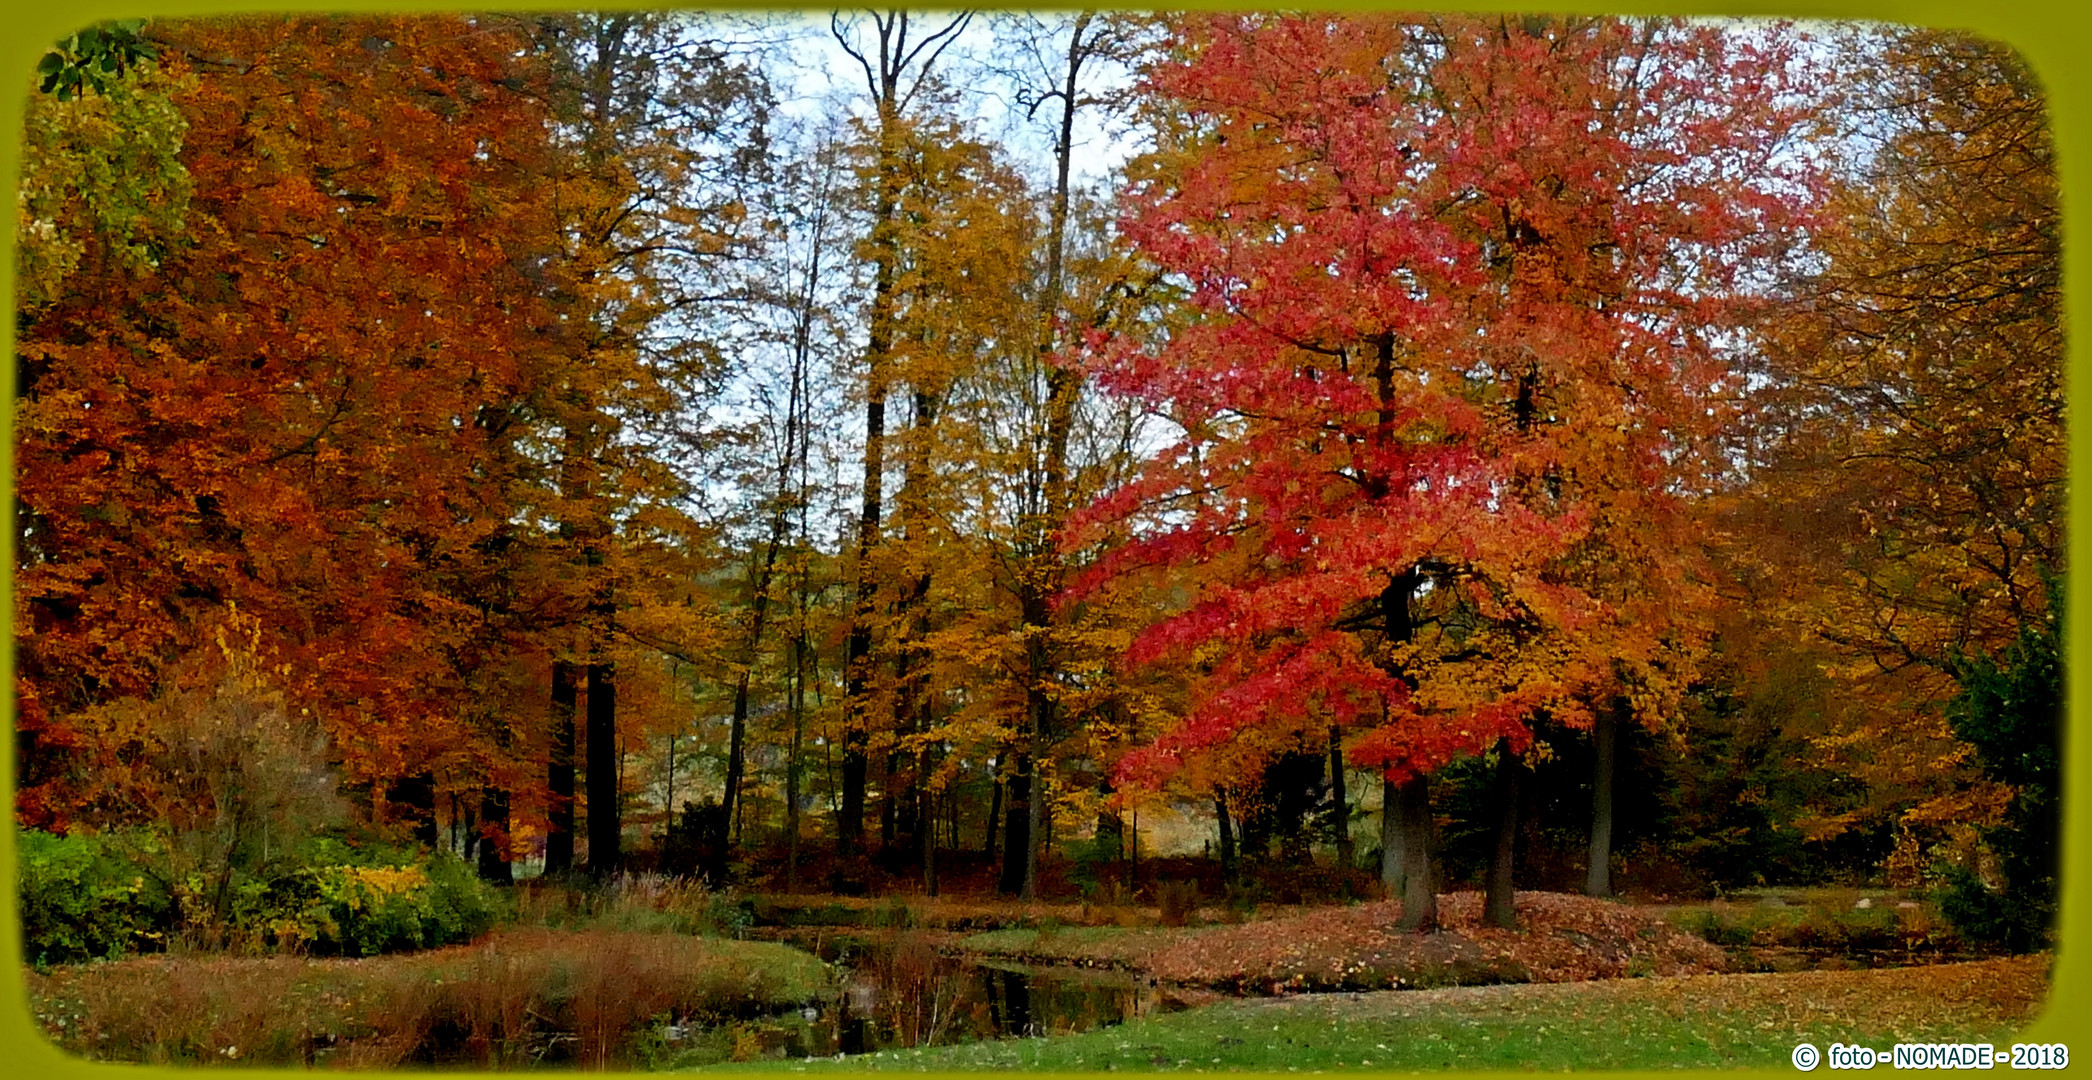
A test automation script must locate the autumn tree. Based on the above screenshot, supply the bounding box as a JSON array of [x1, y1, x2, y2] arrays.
[[1743, 28, 2062, 892], [976, 10, 1162, 898], [517, 11, 767, 877], [17, 15, 572, 834], [1075, 13, 1818, 929], [826, 9, 973, 863], [740, 116, 861, 890]]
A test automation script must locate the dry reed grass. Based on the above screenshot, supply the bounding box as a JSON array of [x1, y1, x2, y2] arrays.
[[27, 927, 829, 1069]]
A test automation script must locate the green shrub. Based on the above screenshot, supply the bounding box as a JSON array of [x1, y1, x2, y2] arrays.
[[17, 828, 174, 966], [1223, 881, 1264, 919], [705, 890, 756, 938], [1688, 910, 1753, 949], [875, 895, 918, 930], [304, 853, 504, 956], [1939, 588, 2061, 953], [20, 827, 504, 962]]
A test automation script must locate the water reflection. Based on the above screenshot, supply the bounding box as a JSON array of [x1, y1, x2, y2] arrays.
[[753, 934, 1179, 1058]]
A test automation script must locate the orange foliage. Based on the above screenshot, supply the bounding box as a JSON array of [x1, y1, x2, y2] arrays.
[[15, 15, 564, 825]]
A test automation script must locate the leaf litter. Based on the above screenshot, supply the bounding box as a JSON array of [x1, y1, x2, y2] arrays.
[[1138, 891, 1732, 990]]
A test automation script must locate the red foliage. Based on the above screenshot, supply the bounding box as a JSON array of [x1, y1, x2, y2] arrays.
[[1071, 14, 1821, 786]]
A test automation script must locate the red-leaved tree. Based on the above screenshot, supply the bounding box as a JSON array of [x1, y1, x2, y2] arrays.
[[1070, 14, 1820, 928]]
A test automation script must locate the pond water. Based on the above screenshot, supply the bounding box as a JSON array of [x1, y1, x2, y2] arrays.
[[739, 932, 1186, 1058]]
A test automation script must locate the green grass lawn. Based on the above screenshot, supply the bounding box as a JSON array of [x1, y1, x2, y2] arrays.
[[695, 956, 2046, 1073], [956, 925, 1174, 966]]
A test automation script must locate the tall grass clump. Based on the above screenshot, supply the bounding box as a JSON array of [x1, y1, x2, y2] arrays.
[[512, 873, 751, 937], [1158, 880, 1201, 928]]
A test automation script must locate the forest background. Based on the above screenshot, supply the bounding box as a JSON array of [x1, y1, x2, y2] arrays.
[[3, 0, 2076, 994]]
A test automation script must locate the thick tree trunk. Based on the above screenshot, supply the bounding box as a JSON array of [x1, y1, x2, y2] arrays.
[[1215, 788, 1235, 884], [1485, 740, 1521, 930], [838, 146, 892, 859], [1586, 700, 1618, 898], [834, 17, 927, 863], [546, 660, 579, 876], [1379, 774, 1404, 893], [1024, 750, 1045, 899], [1329, 725, 1352, 869], [998, 753, 1030, 895], [1374, 557, 1438, 929], [839, 485, 878, 857], [889, 381, 941, 863], [1394, 775, 1437, 932], [454, 791, 473, 861], [390, 772, 439, 848], [586, 661, 619, 877]]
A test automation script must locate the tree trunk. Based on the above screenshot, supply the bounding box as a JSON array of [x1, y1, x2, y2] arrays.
[[546, 660, 579, 876], [452, 790, 470, 860], [1379, 774, 1404, 893], [1374, 560, 1436, 928], [710, 673, 752, 885], [1128, 808, 1139, 885], [1485, 740, 1521, 930], [879, 748, 898, 852], [921, 756, 938, 897], [714, 506, 791, 883], [1096, 780, 1125, 864], [999, 752, 1030, 895], [1586, 700, 1618, 898], [1329, 725, 1352, 869], [586, 661, 619, 877], [838, 113, 893, 859], [390, 772, 439, 848], [1216, 788, 1236, 885], [1024, 750, 1045, 899], [985, 750, 1004, 860], [785, 630, 807, 893], [1394, 774, 1437, 932], [839, 493, 878, 857], [477, 784, 513, 885], [1004, 11, 1106, 910]]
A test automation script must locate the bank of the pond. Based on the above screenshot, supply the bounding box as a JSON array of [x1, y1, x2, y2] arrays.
[[699, 954, 2049, 1073], [25, 929, 833, 1068], [952, 892, 1729, 991]]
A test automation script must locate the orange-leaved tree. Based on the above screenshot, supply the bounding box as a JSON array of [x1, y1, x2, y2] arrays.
[[1741, 28, 2062, 885], [15, 15, 568, 833], [507, 11, 763, 878]]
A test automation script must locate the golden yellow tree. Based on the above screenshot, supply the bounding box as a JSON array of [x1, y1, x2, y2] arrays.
[[1744, 28, 2061, 881]]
